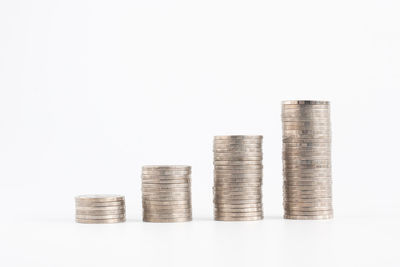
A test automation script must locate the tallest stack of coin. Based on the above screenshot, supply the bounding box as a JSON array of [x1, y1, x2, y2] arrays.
[[282, 100, 333, 220], [213, 135, 264, 221]]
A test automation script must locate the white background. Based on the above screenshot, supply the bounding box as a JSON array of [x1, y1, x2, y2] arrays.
[[0, 0, 399, 266]]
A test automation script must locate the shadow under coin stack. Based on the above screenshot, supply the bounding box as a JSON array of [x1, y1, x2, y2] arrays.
[[213, 135, 264, 221], [142, 165, 192, 223], [282, 100, 333, 220], [75, 194, 126, 223]]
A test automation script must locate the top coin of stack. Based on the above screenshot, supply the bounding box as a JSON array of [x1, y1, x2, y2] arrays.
[[281, 100, 333, 220], [213, 135, 264, 221], [75, 194, 126, 224], [142, 165, 192, 223]]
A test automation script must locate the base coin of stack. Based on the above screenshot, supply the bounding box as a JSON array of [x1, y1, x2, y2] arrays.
[[282, 100, 333, 220], [75, 194, 126, 224], [142, 165, 192, 223], [213, 135, 264, 221]]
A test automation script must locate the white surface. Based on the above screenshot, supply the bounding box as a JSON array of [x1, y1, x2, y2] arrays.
[[1, 0, 400, 266]]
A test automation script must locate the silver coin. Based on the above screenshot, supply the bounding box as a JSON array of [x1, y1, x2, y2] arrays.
[[283, 192, 332, 197], [143, 207, 191, 212], [214, 171, 263, 176], [213, 143, 262, 148], [214, 165, 263, 170], [142, 191, 191, 196], [143, 217, 192, 223], [142, 183, 190, 188], [142, 196, 191, 202], [76, 218, 126, 224], [75, 206, 125, 211], [282, 121, 330, 126], [285, 210, 333, 216], [214, 139, 263, 144], [214, 210, 263, 216], [76, 214, 126, 220], [75, 194, 125, 202], [214, 207, 263, 212], [214, 199, 262, 205], [284, 201, 332, 207], [142, 165, 191, 170], [214, 215, 263, 221], [141, 171, 191, 176], [214, 190, 262, 196], [284, 206, 332, 211], [143, 200, 190, 205], [76, 209, 125, 215], [214, 135, 263, 140], [214, 178, 263, 184], [214, 156, 263, 161], [75, 201, 125, 207], [143, 210, 192, 216], [284, 185, 331, 190], [214, 149, 263, 153], [282, 100, 329, 105], [215, 203, 262, 208], [143, 204, 191, 210], [141, 174, 191, 179], [142, 179, 191, 184], [214, 161, 263, 166], [283, 181, 332, 186], [143, 213, 192, 219], [284, 214, 333, 220]]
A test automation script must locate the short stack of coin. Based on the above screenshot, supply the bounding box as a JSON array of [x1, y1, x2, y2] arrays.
[[213, 135, 264, 221], [75, 194, 126, 224], [282, 100, 333, 220], [142, 165, 192, 223]]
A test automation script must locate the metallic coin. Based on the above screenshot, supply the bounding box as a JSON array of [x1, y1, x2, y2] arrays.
[[143, 207, 191, 212], [143, 204, 191, 210], [143, 200, 191, 205], [214, 149, 263, 154], [75, 206, 125, 212], [214, 178, 263, 184], [283, 181, 332, 187], [282, 100, 329, 105], [214, 172, 263, 177], [141, 171, 191, 176], [284, 206, 332, 212], [214, 207, 263, 212], [141, 174, 191, 179], [213, 143, 262, 148], [214, 135, 263, 140], [76, 218, 126, 224], [283, 185, 331, 191], [142, 179, 191, 184], [142, 191, 191, 196], [214, 151, 263, 156], [283, 191, 331, 197], [143, 217, 192, 223], [282, 121, 330, 127], [215, 203, 262, 208], [214, 161, 263, 166], [75, 201, 125, 207], [214, 164, 263, 170], [284, 201, 332, 206], [143, 213, 192, 219], [284, 214, 333, 220], [214, 190, 262, 196], [214, 199, 262, 204], [214, 211, 263, 217], [141, 186, 191, 192], [214, 215, 263, 221], [214, 194, 262, 200], [285, 210, 333, 216], [144, 211, 192, 217], [75, 194, 125, 202], [142, 183, 190, 188], [213, 183, 262, 188], [142, 165, 191, 170], [76, 214, 125, 220], [214, 138, 263, 143], [76, 209, 125, 215], [214, 156, 263, 162]]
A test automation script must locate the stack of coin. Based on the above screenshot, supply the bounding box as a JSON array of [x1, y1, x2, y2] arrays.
[[142, 165, 192, 223], [75, 194, 126, 224], [213, 135, 264, 221], [282, 100, 333, 220]]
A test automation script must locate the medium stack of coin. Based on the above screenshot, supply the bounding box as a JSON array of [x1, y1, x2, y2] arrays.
[[213, 135, 264, 221], [75, 194, 126, 224], [142, 165, 192, 223], [282, 100, 333, 220]]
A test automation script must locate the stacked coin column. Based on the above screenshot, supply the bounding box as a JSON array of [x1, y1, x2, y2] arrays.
[[282, 100, 333, 220], [141, 165, 192, 223], [213, 136, 264, 221], [75, 194, 126, 224]]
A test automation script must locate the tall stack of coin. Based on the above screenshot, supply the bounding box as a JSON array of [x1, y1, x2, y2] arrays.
[[142, 165, 192, 223], [282, 100, 333, 220], [213, 135, 264, 221], [75, 194, 126, 224]]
